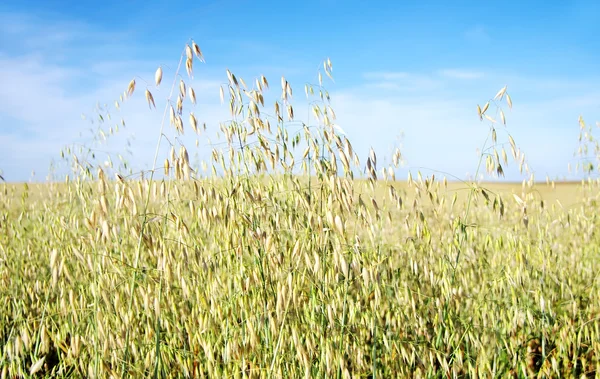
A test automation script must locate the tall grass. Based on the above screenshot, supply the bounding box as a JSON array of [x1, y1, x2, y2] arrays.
[[0, 41, 599, 378]]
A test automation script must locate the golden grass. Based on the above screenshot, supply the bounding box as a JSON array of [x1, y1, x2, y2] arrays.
[[0, 41, 599, 378]]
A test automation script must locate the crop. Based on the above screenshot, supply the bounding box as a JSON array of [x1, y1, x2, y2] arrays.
[[0, 40, 598, 378]]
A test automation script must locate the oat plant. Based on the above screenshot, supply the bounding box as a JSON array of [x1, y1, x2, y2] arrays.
[[0, 39, 598, 379]]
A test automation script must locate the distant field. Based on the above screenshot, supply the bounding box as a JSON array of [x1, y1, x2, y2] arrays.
[[1, 174, 598, 378], [0, 178, 588, 208]]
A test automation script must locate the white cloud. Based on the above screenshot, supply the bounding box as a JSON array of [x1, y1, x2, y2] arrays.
[[363, 72, 411, 80], [327, 70, 600, 182], [0, 55, 80, 129], [0, 12, 230, 182], [437, 69, 485, 80], [361, 71, 444, 93]]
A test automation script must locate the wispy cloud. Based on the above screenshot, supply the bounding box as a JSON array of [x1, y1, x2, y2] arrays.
[[363, 72, 411, 81], [0, 11, 131, 62], [437, 69, 485, 80], [0, 11, 229, 181], [361, 71, 443, 93], [329, 69, 599, 181]]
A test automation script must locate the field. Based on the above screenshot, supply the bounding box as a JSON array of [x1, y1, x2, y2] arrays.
[[1, 43, 599, 378]]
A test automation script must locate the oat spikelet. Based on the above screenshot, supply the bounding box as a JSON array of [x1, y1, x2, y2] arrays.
[[192, 41, 205, 62], [249, 100, 260, 117], [369, 147, 377, 168], [226, 69, 238, 87], [179, 80, 186, 98], [509, 135, 516, 150], [145, 89, 156, 109], [180, 146, 190, 165], [175, 115, 184, 134], [481, 102, 490, 115], [186, 57, 193, 78], [127, 79, 136, 98], [261, 75, 269, 89], [177, 95, 183, 115], [170, 146, 176, 163], [513, 193, 524, 206], [494, 86, 507, 101], [169, 104, 176, 125], [30, 356, 45, 375], [371, 198, 379, 212], [188, 87, 196, 104], [334, 215, 344, 236], [190, 112, 198, 134], [155, 67, 163, 87], [186, 44, 193, 61]]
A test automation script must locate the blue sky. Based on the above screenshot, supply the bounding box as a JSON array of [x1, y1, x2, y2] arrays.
[[0, 0, 599, 182]]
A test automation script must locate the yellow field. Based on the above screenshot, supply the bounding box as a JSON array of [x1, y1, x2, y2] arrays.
[[1, 174, 599, 378]]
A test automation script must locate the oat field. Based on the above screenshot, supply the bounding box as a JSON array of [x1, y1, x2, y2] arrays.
[[0, 42, 599, 378]]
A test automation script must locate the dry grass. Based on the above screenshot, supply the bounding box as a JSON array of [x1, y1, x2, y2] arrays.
[[1, 41, 599, 378]]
